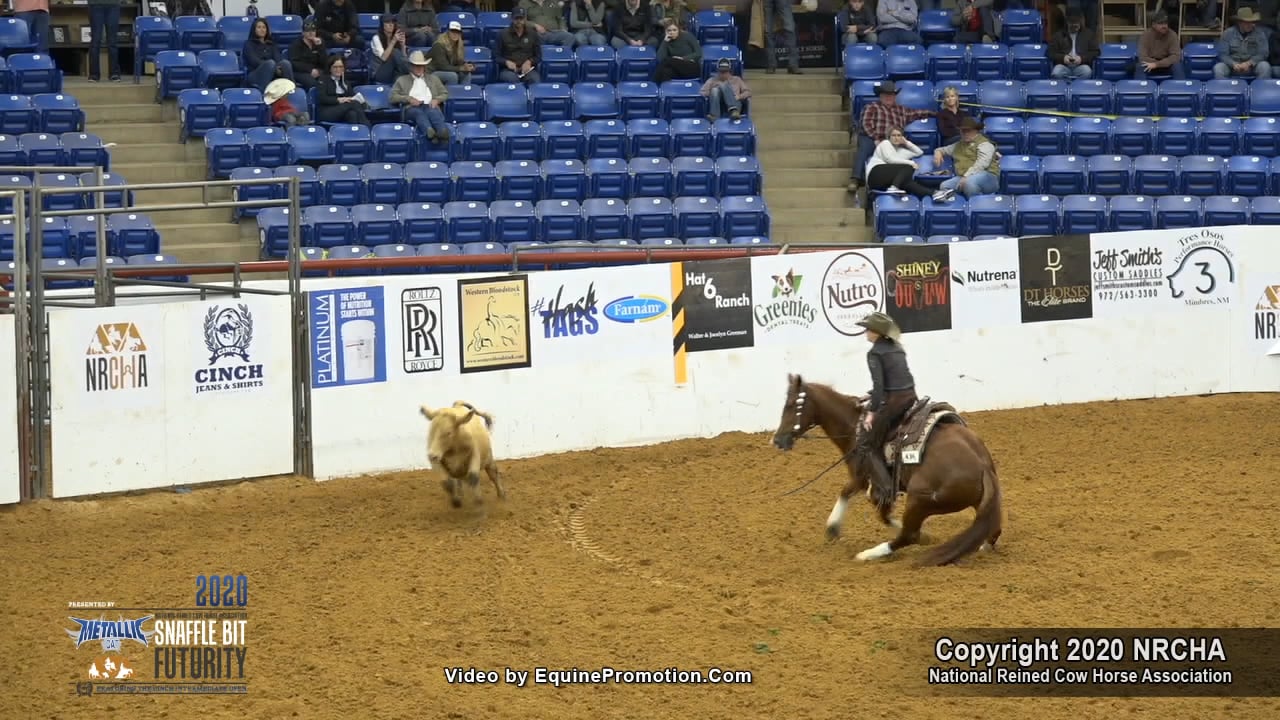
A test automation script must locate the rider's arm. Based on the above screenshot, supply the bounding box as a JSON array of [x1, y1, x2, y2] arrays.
[[866, 350, 886, 411]]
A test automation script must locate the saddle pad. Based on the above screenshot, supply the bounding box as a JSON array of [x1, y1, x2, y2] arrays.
[[884, 408, 965, 466]]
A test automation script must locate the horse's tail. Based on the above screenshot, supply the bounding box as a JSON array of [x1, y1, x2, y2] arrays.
[[916, 465, 1002, 567]]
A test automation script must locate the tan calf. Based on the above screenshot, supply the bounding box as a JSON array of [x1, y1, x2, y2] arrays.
[[419, 401, 505, 508]]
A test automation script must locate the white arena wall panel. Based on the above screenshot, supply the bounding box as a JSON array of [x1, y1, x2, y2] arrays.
[[0, 314, 20, 504], [47, 296, 295, 497]]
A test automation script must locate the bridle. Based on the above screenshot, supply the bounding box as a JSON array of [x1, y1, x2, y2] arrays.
[[777, 383, 865, 497]]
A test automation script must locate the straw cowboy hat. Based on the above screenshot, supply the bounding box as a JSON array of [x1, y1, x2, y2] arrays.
[[408, 50, 432, 67], [263, 78, 296, 105], [1234, 7, 1263, 22], [856, 312, 902, 342]]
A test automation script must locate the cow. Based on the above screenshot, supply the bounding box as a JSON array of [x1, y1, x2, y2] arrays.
[[419, 401, 505, 508]]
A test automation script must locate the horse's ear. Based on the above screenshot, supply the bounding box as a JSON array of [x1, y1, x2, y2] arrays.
[[793, 373, 803, 388]]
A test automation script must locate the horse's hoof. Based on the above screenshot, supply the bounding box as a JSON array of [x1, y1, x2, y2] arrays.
[[450, 497, 462, 508], [855, 542, 893, 561], [825, 526, 840, 542]]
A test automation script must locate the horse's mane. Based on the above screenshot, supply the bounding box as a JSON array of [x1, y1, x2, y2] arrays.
[[800, 381, 862, 428]]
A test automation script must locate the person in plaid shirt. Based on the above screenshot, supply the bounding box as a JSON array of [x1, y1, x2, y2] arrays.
[[848, 82, 936, 193]]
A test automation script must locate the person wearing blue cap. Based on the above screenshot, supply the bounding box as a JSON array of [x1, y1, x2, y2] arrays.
[[700, 58, 750, 121]]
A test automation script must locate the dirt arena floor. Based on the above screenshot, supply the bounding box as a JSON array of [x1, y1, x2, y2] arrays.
[[3, 393, 1279, 719]]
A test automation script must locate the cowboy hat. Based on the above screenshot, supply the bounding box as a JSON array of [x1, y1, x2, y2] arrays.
[[856, 312, 902, 342], [1234, 7, 1263, 21], [875, 81, 900, 95], [263, 78, 296, 105], [957, 116, 985, 132], [408, 50, 431, 67]]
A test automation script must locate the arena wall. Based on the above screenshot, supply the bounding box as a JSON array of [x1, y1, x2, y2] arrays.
[[0, 314, 19, 504], [9, 225, 1280, 498]]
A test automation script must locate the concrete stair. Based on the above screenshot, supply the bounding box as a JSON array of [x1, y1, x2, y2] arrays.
[[746, 71, 872, 245], [70, 79, 258, 265]]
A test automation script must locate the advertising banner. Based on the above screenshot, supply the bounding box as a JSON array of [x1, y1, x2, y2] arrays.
[[817, 248, 886, 337], [1017, 234, 1094, 324], [671, 257, 755, 383], [883, 243, 953, 334], [1088, 230, 1172, 318], [948, 236, 1023, 329], [747, 251, 828, 346], [308, 286, 388, 388], [457, 274, 532, 374], [528, 263, 671, 367]]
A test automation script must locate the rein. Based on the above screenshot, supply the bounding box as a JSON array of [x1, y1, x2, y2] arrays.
[[778, 385, 863, 497]]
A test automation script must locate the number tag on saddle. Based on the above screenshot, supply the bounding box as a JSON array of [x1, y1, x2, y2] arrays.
[[901, 449, 922, 465]]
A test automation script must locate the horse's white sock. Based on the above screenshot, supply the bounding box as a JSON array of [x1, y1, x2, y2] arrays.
[[856, 542, 893, 561], [827, 497, 848, 529]]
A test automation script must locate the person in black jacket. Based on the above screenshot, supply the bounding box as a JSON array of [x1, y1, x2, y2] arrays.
[[316, 54, 371, 124], [497, 9, 541, 85], [243, 19, 294, 92], [314, 0, 367, 49], [611, 0, 657, 50], [289, 21, 330, 90], [854, 312, 917, 511]]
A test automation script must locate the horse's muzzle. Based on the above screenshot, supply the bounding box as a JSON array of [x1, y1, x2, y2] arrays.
[[773, 433, 795, 451]]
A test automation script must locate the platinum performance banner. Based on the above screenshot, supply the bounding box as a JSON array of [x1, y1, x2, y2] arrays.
[[903, 628, 1280, 697]]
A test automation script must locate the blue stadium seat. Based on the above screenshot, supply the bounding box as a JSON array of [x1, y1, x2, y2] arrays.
[[630, 157, 673, 197], [221, 88, 267, 129], [530, 83, 573, 122], [586, 157, 629, 199], [1024, 79, 1068, 112], [325, 244, 371, 277], [582, 197, 628, 241], [217, 16, 254, 50], [110, 213, 161, 256], [1155, 79, 1202, 116], [1203, 79, 1248, 116], [371, 243, 416, 274], [1133, 155, 1178, 195], [1250, 196, 1280, 225], [692, 10, 736, 44], [918, 10, 954, 44], [1068, 117, 1111, 155], [1249, 79, 1280, 116], [362, 162, 406, 205], [175, 16, 220, 52], [875, 194, 925, 236], [80, 171, 131, 209], [1009, 43, 1050, 82], [845, 43, 886, 81], [68, 215, 111, 258], [583, 119, 626, 159], [720, 195, 769, 237], [443, 200, 490, 244], [999, 155, 1039, 194], [330, 124, 373, 165], [685, 236, 727, 247], [850, 80, 882, 122], [125, 254, 187, 283], [967, 194, 1014, 237], [317, 163, 364, 206], [1069, 80, 1113, 114], [256, 207, 294, 257], [1154, 117, 1195, 155], [618, 81, 660, 120], [1096, 43, 1136, 81], [629, 197, 676, 240], [287, 125, 334, 165], [1155, 195, 1203, 228], [1182, 43, 1218, 80], [978, 79, 1023, 115], [485, 83, 531, 121], [542, 158, 586, 200], [204, 128, 249, 178], [36, 220, 72, 259], [499, 120, 544, 162], [178, 88, 222, 140], [352, 204, 400, 246], [885, 44, 927, 80], [243, 126, 290, 169], [1113, 79, 1156, 115], [1226, 155, 1268, 196], [1178, 155, 1223, 195], [542, 120, 585, 160], [1242, 117, 1280, 155], [371, 123, 417, 164], [1203, 195, 1249, 226], [1108, 195, 1155, 231], [1197, 117, 1240, 156], [454, 121, 501, 162], [674, 196, 722, 239], [886, 82, 928, 115], [453, 161, 498, 202], [0, 135, 23, 166], [1111, 116, 1154, 156], [266, 15, 303, 46], [496, 158, 543, 201], [32, 93, 84, 134], [0, 95, 35, 134], [905, 117, 938, 152], [639, 237, 681, 247], [405, 160, 451, 203], [969, 45, 1009, 81], [132, 15, 178, 80], [197, 50, 242, 90], [399, 202, 446, 245], [1087, 155, 1133, 195], [445, 84, 485, 123], [1014, 194, 1060, 236], [713, 117, 756, 156], [0, 17, 37, 55], [540, 46, 575, 85], [231, 167, 274, 220], [536, 198, 583, 242], [670, 117, 713, 157], [7, 54, 61, 94], [60, 132, 107, 169], [463, 47, 493, 84], [617, 46, 657, 82], [729, 235, 770, 246], [20, 132, 61, 165], [982, 116, 1024, 154], [275, 165, 320, 206], [477, 11, 512, 48], [921, 196, 967, 236], [576, 46, 617, 83], [716, 155, 762, 197], [627, 118, 670, 157], [416, 242, 463, 271], [155, 51, 201, 100], [672, 155, 716, 196], [574, 82, 619, 120], [659, 80, 704, 119], [490, 199, 537, 244], [1001, 9, 1042, 45], [881, 235, 924, 244], [926, 44, 966, 82], [1025, 116, 1068, 155], [1041, 155, 1085, 196], [352, 84, 398, 124]]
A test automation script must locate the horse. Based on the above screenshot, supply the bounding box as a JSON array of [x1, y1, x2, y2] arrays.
[[771, 374, 1003, 566], [420, 401, 505, 508]]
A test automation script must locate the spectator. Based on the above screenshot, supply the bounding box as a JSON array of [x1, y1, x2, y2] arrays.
[[244, 19, 294, 93], [371, 15, 414, 84], [12, 0, 50, 55], [391, 51, 452, 143], [1214, 8, 1270, 78], [876, 0, 922, 47], [612, 0, 658, 50], [865, 126, 936, 198], [931, 116, 1000, 201], [265, 79, 312, 127], [761, 0, 802, 74], [1191, 0, 1223, 31], [651, 0, 697, 32], [951, 0, 994, 44], [430, 21, 475, 85], [936, 85, 969, 145], [654, 18, 702, 82], [847, 81, 934, 193], [314, 0, 367, 50], [289, 21, 330, 90], [571, 0, 610, 48], [1135, 12, 1184, 80], [397, 0, 439, 47], [701, 58, 750, 121], [838, 0, 878, 48], [85, 0, 120, 82], [519, 0, 577, 48], [1050, 9, 1097, 79], [317, 54, 371, 124], [498, 9, 543, 85]]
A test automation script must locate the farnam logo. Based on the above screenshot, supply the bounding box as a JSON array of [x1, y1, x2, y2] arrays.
[[951, 267, 1018, 292], [195, 304, 264, 394], [754, 268, 817, 331], [1255, 285, 1280, 342], [603, 295, 669, 323], [821, 252, 884, 336], [1167, 230, 1236, 306], [85, 323, 149, 393]]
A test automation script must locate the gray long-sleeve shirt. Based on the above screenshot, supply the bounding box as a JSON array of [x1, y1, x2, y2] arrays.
[[1218, 26, 1268, 65]]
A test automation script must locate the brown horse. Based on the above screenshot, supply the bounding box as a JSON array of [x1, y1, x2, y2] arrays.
[[771, 374, 1003, 566]]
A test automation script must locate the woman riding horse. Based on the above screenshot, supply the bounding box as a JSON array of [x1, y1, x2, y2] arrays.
[[855, 312, 917, 511]]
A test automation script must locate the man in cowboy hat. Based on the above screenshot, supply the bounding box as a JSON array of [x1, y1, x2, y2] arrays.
[[931, 115, 999, 201], [848, 81, 935, 193], [390, 50, 451, 143], [1214, 8, 1271, 78], [854, 311, 917, 513]]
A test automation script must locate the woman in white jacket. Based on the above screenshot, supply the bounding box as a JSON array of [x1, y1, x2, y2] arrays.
[[864, 126, 936, 198]]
